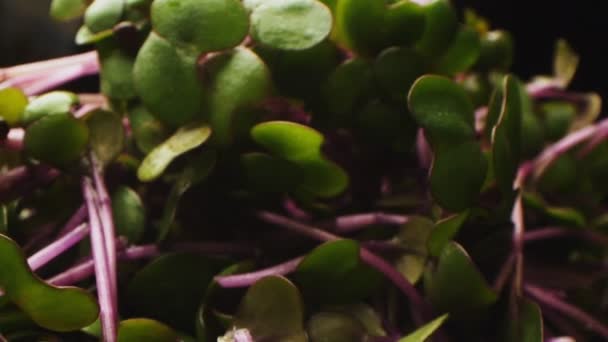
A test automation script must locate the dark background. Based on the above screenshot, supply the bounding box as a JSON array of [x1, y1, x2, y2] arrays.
[[1, 0, 606, 100]]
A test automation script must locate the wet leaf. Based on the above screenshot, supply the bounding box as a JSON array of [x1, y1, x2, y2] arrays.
[[112, 186, 145, 243], [151, 0, 248, 53], [251, 0, 333, 51], [86, 109, 125, 165], [22, 91, 78, 125], [233, 276, 306, 341], [24, 113, 89, 167], [0, 234, 98, 331], [398, 313, 448, 342], [0, 88, 28, 126], [137, 122, 212, 182]]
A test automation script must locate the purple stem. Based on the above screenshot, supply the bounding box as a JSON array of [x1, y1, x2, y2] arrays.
[[524, 227, 608, 246], [255, 211, 431, 326], [27, 223, 90, 271], [493, 252, 515, 294], [332, 212, 409, 234], [22, 222, 57, 253], [0, 165, 60, 203], [89, 154, 118, 299], [283, 197, 312, 221], [416, 129, 432, 170], [215, 256, 304, 288], [511, 194, 525, 297], [525, 284, 608, 339], [56, 205, 88, 237], [82, 177, 117, 342], [47, 258, 95, 286]]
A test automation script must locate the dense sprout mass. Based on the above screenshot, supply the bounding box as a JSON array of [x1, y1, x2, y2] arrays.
[[0, 0, 606, 341]]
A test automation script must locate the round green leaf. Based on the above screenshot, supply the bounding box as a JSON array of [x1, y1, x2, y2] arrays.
[[234, 276, 306, 341], [128, 105, 171, 154], [133, 32, 203, 127], [137, 122, 212, 182], [84, 0, 124, 33], [296, 158, 349, 198], [374, 47, 427, 103], [86, 109, 125, 165], [118, 318, 180, 342], [111, 186, 145, 243], [127, 253, 224, 332], [250, 0, 333, 51], [22, 91, 78, 125], [430, 141, 487, 211], [0, 87, 28, 126], [541, 101, 576, 141], [203, 47, 271, 146], [322, 58, 373, 119], [414, 0, 458, 57], [382, 1, 426, 47], [424, 242, 497, 317], [434, 25, 481, 75], [334, 0, 384, 56], [24, 113, 89, 166], [151, 0, 248, 52], [475, 30, 514, 71], [307, 312, 367, 342], [241, 152, 301, 194], [408, 75, 475, 146], [294, 239, 382, 305], [252, 121, 323, 162], [0, 234, 99, 332], [98, 40, 137, 100], [50, 0, 88, 21]]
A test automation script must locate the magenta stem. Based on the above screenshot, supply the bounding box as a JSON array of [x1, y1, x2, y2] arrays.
[[0, 165, 60, 203], [524, 227, 608, 246], [511, 194, 525, 297], [28, 223, 90, 271], [57, 205, 88, 237], [215, 256, 304, 288], [332, 212, 409, 233], [82, 177, 117, 342], [416, 128, 432, 170], [525, 284, 608, 339], [255, 211, 430, 326], [47, 258, 95, 286], [1, 52, 97, 80], [493, 252, 515, 293]]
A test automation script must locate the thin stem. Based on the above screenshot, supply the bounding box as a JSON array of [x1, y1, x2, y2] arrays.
[[332, 212, 409, 233], [525, 284, 608, 339], [0, 51, 97, 81], [82, 177, 117, 342], [493, 252, 515, 294], [416, 128, 432, 170], [0, 165, 60, 203], [27, 223, 90, 271], [89, 154, 118, 301], [215, 256, 304, 288], [256, 211, 430, 326], [57, 205, 88, 237], [47, 258, 95, 286], [511, 194, 525, 297], [20, 61, 98, 96], [524, 227, 608, 246]]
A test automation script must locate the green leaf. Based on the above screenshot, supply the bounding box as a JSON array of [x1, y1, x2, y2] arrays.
[[541, 101, 576, 141], [0, 234, 99, 331], [127, 253, 225, 332], [492, 75, 522, 194], [415, 0, 458, 57], [475, 30, 514, 71], [0, 88, 28, 126], [22, 91, 78, 125], [151, 0, 248, 53], [374, 47, 427, 103], [241, 152, 301, 194], [322, 58, 373, 119], [84, 0, 124, 33], [24, 113, 89, 167], [424, 242, 497, 317], [296, 158, 349, 198], [382, 0, 426, 48], [133, 32, 204, 127], [434, 25, 481, 75], [430, 141, 487, 212], [111, 186, 145, 243], [85, 109, 125, 165], [506, 299, 543, 342], [398, 314, 448, 342], [137, 122, 212, 182], [307, 312, 366, 342], [118, 318, 181, 342], [128, 105, 171, 154], [334, 0, 385, 56], [203, 47, 271, 146], [553, 39, 579, 88], [393, 216, 433, 284], [408, 75, 475, 146], [294, 239, 382, 305], [50, 0, 88, 21], [428, 211, 469, 257], [75, 25, 114, 45], [233, 276, 306, 341], [252, 121, 323, 162], [250, 0, 333, 51], [97, 39, 137, 100]]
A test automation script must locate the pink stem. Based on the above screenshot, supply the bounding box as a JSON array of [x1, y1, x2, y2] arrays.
[[493, 252, 515, 293], [525, 284, 608, 339], [332, 212, 408, 233], [57, 205, 88, 237], [20, 60, 99, 96], [0, 52, 97, 80], [27, 223, 90, 271], [416, 129, 432, 170], [215, 256, 304, 288], [524, 227, 608, 246], [82, 177, 117, 342], [511, 194, 525, 297]]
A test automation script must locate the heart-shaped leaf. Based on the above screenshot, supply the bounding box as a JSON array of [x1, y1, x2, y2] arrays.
[[22, 91, 78, 125], [137, 122, 211, 182], [203, 47, 271, 146], [398, 313, 448, 342], [86, 109, 125, 165], [424, 242, 497, 317], [0, 234, 98, 331], [0, 88, 28, 126], [133, 32, 204, 127], [24, 113, 89, 167], [112, 186, 145, 243], [84, 0, 124, 33], [117, 318, 180, 342], [233, 276, 306, 341], [50, 0, 88, 21], [250, 0, 333, 51], [294, 239, 382, 305], [151, 0, 248, 53]]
